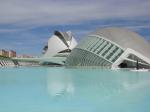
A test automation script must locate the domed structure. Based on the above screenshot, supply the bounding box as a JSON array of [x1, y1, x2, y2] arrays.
[[41, 31, 77, 65], [44, 31, 77, 57], [66, 27, 150, 69]]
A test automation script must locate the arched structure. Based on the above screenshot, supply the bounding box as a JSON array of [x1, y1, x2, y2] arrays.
[[65, 27, 150, 69], [42, 31, 77, 65], [44, 31, 77, 57]]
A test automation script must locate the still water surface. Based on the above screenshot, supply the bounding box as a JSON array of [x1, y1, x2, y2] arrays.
[[0, 67, 150, 112]]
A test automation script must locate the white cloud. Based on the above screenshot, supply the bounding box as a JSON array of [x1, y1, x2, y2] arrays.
[[0, 28, 24, 33], [0, 0, 149, 28], [0, 0, 149, 55]]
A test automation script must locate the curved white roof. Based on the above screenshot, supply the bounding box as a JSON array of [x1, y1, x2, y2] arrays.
[[91, 27, 150, 59], [44, 31, 77, 57]]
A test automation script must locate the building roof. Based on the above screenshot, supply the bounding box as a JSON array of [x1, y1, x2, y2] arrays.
[[44, 31, 77, 57], [91, 27, 150, 59]]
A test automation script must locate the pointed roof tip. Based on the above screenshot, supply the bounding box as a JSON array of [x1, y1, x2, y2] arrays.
[[66, 30, 72, 35], [53, 30, 70, 48]]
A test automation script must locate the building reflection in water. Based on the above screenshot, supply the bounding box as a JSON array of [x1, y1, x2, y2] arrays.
[[46, 68, 150, 102], [47, 68, 74, 97]]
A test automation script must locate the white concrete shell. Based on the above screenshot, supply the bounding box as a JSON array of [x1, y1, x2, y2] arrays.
[[66, 27, 150, 69], [93, 27, 150, 59], [44, 31, 77, 57]]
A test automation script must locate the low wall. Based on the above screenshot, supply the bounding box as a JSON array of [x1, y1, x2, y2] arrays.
[[0, 57, 16, 67], [17, 61, 40, 66]]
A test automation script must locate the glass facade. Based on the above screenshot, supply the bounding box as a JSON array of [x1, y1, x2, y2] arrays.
[[66, 35, 124, 66], [66, 27, 150, 68]]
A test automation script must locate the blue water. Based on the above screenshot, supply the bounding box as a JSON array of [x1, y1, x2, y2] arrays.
[[0, 67, 150, 112]]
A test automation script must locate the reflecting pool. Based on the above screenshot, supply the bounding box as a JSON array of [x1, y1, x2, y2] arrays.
[[0, 67, 150, 112]]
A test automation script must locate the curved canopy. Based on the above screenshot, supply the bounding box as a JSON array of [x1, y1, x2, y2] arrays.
[[91, 27, 150, 59]]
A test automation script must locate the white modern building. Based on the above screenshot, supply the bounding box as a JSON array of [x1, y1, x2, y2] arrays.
[[66, 27, 150, 69], [42, 31, 77, 65]]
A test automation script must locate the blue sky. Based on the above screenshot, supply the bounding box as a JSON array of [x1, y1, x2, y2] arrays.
[[0, 0, 150, 56]]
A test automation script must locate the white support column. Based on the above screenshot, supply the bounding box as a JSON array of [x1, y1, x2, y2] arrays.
[[112, 48, 150, 69]]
